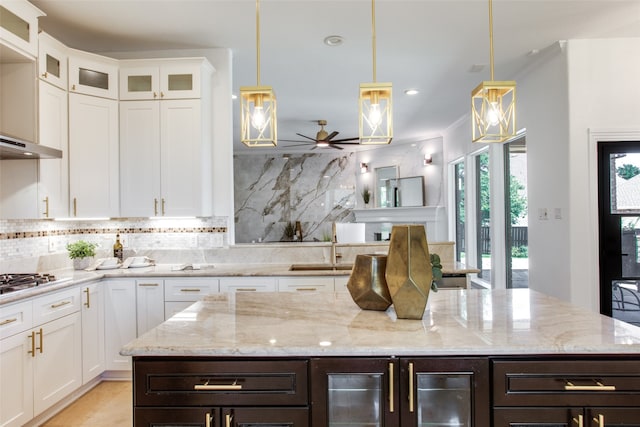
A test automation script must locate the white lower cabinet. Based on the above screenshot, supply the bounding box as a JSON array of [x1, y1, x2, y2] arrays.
[[0, 287, 82, 427], [104, 280, 136, 371], [277, 277, 335, 292], [81, 282, 105, 384], [136, 279, 164, 336], [164, 278, 218, 320]]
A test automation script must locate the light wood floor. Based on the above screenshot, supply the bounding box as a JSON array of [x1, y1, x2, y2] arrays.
[[42, 381, 132, 427]]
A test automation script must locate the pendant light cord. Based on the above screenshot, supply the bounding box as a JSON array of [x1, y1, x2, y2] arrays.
[[488, 0, 494, 81], [256, 0, 261, 86], [371, 0, 377, 82]]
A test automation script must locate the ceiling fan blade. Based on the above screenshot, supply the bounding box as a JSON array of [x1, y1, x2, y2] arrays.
[[281, 143, 317, 147], [325, 131, 339, 141], [279, 139, 314, 143], [296, 133, 318, 142], [329, 143, 344, 150], [330, 137, 360, 143]]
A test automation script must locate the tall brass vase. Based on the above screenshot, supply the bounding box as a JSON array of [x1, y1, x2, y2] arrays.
[[385, 224, 432, 319]]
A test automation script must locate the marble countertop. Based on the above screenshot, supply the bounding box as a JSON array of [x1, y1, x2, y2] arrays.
[[121, 289, 640, 357], [0, 262, 476, 305]]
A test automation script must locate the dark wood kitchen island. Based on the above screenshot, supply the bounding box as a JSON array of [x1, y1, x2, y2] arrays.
[[122, 289, 640, 426]]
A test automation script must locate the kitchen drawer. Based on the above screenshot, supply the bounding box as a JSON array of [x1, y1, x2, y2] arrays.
[[33, 287, 81, 325], [493, 358, 640, 407], [164, 278, 219, 302], [219, 277, 276, 293], [0, 299, 33, 339], [134, 357, 308, 406], [278, 277, 335, 292]]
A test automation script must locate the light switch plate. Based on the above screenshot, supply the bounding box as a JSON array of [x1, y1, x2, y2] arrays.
[[538, 208, 549, 220]]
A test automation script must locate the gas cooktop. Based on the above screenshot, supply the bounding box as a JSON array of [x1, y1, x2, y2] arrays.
[[0, 273, 60, 295]]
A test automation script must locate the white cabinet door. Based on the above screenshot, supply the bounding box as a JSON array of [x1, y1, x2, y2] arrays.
[[81, 282, 105, 384], [0, 331, 34, 427], [38, 80, 69, 218], [104, 280, 136, 371], [120, 59, 207, 100], [161, 99, 205, 217], [0, 159, 38, 219], [69, 92, 119, 218], [68, 49, 118, 99], [136, 279, 164, 336], [0, 0, 43, 58], [38, 32, 67, 90], [119, 65, 160, 100], [159, 61, 203, 99], [119, 101, 161, 217], [33, 312, 82, 416]]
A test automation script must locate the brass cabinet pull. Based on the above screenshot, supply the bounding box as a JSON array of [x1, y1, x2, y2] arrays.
[[408, 362, 414, 413], [593, 414, 605, 425], [180, 288, 202, 292], [0, 318, 17, 326], [84, 288, 91, 308], [565, 381, 616, 391], [36, 328, 43, 353], [205, 412, 212, 427], [225, 413, 233, 427], [388, 362, 394, 413], [51, 300, 71, 309], [73, 197, 77, 216], [72, 84, 76, 91], [42, 72, 48, 78], [153, 92, 158, 99], [28, 331, 36, 357], [295, 287, 317, 291], [43, 196, 49, 217], [572, 415, 583, 427], [160, 92, 165, 98], [161, 198, 166, 215], [236, 288, 257, 292], [154, 198, 158, 216], [138, 283, 159, 287], [194, 380, 242, 391]]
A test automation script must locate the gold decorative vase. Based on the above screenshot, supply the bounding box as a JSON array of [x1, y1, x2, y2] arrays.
[[385, 224, 432, 319], [347, 254, 392, 311]]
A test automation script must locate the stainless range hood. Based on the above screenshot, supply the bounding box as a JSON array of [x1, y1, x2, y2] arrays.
[[0, 134, 62, 160]]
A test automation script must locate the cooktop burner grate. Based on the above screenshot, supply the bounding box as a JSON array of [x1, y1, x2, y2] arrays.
[[0, 273, 58, 294]]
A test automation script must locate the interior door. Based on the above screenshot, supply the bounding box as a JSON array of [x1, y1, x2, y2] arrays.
[[598, 141, 640, 326]]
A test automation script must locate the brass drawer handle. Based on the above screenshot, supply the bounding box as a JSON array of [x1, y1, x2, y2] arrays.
[[28, 331, 36, 357], [180, 288, 202, 292], [565, 381, 616, 391], [295, 287, 317, 291], [138, 283, 159, 287], [572, 414, 583, 427], [84, 287, 91, 308], [408, 362, 414, 413], [236, 288, 257, 292], [388, 362, 394, 413], [194, 380, 242, 391], [0, 318, 18, 326], [593, 414, 605, 425], [51, 300, 71, 309], [36, 328, 43, 353]]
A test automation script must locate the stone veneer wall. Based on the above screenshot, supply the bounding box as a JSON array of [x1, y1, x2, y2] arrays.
[[234, 152, 356, 243]]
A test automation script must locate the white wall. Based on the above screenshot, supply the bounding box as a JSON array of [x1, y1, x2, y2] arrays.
[[566, 38, 640, 311]]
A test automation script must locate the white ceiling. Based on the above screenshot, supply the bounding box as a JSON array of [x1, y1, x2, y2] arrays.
[[30, 0, 640, 153]]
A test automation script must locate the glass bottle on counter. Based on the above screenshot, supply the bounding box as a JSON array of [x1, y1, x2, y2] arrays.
[[113, 233, 123, 262]]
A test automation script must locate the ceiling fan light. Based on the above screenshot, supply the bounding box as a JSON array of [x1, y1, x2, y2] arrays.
[[359, 82, 393, 144], [240, 86, 278, 147], [471, 80, 516, 143]]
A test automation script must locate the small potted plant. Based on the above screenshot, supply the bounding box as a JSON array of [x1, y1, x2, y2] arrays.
[[361, 186, 371, 207], [67, 240, 97, 270]]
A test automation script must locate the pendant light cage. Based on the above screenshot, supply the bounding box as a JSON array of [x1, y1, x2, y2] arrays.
[[471, 81, 516, 143], [359, 0, 393, 144], [240, 86, 277, 147], [359, 82, 393, 144], [240, 0, 277, 147], [471, 0, 517, 143]]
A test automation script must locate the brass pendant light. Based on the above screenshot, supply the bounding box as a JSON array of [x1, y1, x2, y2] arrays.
[[240, 0, 277, 147], [471, 0, 516, 143], [359, 0, 392, 145]]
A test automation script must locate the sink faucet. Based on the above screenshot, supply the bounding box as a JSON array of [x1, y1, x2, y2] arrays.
[[295, 221, 303, 242], [330, 222, 342, 265]]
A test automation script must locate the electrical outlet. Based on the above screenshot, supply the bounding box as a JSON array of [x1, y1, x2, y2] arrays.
[[554, 208, 562, 219], [48, 237, 55, 252], [188, 234, 198, 248], [538, 208, 549, 220]]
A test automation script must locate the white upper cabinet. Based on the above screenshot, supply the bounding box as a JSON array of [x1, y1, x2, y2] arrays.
[[0, 0, 44, 60], [38, 32, 67, 90], [68, 48, 118, 99], [119, 58, 208, 100]]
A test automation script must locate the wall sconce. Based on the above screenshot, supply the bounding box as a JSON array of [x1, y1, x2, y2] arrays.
[[423, 154, 432, 165], [360, 162, 369, 174]]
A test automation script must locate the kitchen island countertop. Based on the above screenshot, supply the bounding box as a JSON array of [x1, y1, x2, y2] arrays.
[[121, 289, 640, 357]]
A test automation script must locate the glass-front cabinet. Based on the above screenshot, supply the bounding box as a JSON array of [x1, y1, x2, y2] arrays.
[[119, 58, 205, 100], [311, 357, 489, 426]]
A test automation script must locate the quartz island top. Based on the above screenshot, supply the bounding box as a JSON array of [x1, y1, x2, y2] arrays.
[[121, 289, 640, 358]]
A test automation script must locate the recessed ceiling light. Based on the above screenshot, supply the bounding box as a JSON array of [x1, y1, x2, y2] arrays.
[[404, 89, 419, 95], [324, 35, 344, 47]]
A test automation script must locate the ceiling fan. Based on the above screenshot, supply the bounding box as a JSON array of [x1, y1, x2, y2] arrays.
[[280, 120, 359, 150]]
